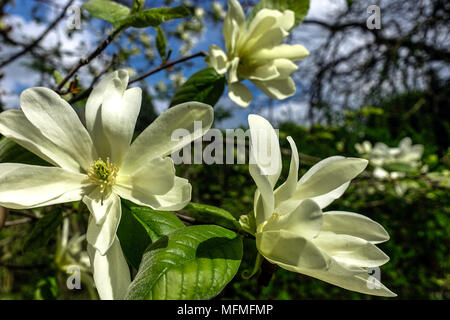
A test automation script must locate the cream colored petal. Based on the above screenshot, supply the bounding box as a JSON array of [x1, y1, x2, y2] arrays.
[[322, 211, 390, 244], [257, 229, 330, 270], [20, 87, 97, 171], [273, 59, 299, 79], [83, 187, 114, 225], [313, 231, 390, 268], [120, 102, 213, 175], [86, 192, 121, 255], [246, 62, 280, 81], [245, 27, 287, 55], [310, 182, 350, 209], [293, 157, 368, 200], [248, 114, 282, 185], [274, 136, 299, 207], [115, 177, 191, 211], [282, 256, 396, 297], [85, 70, 141, 166], [252, 77, 296, 100], [206, 45, 229, 74], [228, 57, 240, 83], [223, 0, 245, 53], [252, 44, 309, 62], [228, 82, 253, 107], [0, 109, 81, 172], [264, 199, 323, 239], [87, 238, 131, 300], [0, 163, 88, 209], [116, 157, 175, 196], [250, 164, 275, 227]]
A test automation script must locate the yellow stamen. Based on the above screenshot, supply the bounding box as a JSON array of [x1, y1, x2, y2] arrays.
[[87, 157, 119, 201]]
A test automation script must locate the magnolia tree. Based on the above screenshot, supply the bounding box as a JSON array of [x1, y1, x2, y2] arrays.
[[0, 0, 405, 300]]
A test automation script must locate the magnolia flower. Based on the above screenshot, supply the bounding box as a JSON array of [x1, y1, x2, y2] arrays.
[[206, 0, 309, 107], [246, 114, 395, 296], [0, 70, 213, 299]]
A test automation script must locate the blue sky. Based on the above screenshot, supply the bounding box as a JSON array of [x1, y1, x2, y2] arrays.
[[1, 0, 344, 128]]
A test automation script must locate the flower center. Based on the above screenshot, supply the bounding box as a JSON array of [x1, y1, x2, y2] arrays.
[[87, 157, 119, 194]]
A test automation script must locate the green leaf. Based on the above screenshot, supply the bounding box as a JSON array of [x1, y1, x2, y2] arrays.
[[0, 137, 50, 166], [247, 0, 310, 28], [155, 26, 167, 62], [170, 68, 226, 107], [125, 225, 243, 300], [122, 200, 185, 243], [182, 203, 240, 230], [383, 162, 417, 174], [118, 6, 190, 29], [23, 209, 63, 252], [82, 0, 130, 26], [117, 203, 152, 269]]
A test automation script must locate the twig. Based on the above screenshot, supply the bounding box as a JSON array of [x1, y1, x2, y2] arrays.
[[55, 27, 124, 92], [69, 55, 117, 104], [129, 51, 207, 84], [0, 0, 75, 69], [4, 218, 32, 227]]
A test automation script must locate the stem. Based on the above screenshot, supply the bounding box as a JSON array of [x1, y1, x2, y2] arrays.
[[55, 27, 124, 92], [129, 51, 207, 85]]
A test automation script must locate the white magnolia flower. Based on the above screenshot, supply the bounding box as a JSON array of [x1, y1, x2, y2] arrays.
[[247, 114, 395, 296], [370, 137, 423, 168], [206, 0, 309, 107], [0, 70, 213, 299], [357, 138, 424, 180]]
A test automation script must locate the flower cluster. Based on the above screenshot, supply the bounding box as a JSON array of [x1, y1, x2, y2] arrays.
[[207, 0, 309, 107]]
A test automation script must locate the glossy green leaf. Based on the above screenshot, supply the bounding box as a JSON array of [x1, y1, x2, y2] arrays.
[[125, 225, 243, 300], [82, 0, 130, 26], [119, 6, 190, 29], [247, 0, 310, 28], [182, 202, 240, 230], [170, 68, 226, 107]]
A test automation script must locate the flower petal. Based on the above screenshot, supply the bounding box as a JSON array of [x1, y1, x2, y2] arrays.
[[289, 257, 396, 297], [83, 187, 114, 225], [85, 70, 141, 165], [228, 82, 253, 107], [228, 57, 240, 83], [87, 238, 131, 300], [223, 0, 245, 53], [20, 87, 97, 171], [273, 58, 299, 79], [257, 229, 330, 270], [264, 199, 323, 239], [293, 157, 368, 201], [274, 136, 299, 207], [313, 231, 390, 267], [206, 45, 229, 74], [120, 102, 213, 175], [322, 211, 390, 244], [246, 62, 280, 81], [252, 44, 309, 62], [86, 192, 121, 255], [0, 109, 82, 172], [115, 177, 191, 211], [0, 163, 88, 209], [252, 77, 296, 100], [116, 157, 176, 196]]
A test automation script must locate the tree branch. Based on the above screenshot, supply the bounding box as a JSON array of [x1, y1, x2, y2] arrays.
[[54, 27, 124, 93], [0, 0, 75, 69], [129, 50, 207, 85]]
